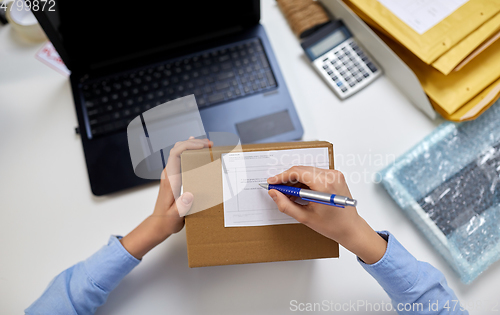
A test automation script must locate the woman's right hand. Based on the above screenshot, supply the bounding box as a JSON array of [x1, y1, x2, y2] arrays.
[[267, 166, 387, 264]]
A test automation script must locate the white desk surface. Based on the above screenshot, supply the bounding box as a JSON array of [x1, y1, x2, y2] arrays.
[[1, 1, 499, 314]]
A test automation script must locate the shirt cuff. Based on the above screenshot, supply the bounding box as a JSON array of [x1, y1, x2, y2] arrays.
[[83, 235, 141, 292], [357, 231, 420, 295]]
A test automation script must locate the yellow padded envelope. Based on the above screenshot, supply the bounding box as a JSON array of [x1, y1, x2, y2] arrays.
[[432, 78, 500, 121], [373, 29, 500, 115], [432, 12, 500, 75], [349, 0, 500, 64], [345, 0, 500, 75]]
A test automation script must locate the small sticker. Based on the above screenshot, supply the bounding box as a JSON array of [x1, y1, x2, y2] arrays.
[[35, 42, 70, 76]]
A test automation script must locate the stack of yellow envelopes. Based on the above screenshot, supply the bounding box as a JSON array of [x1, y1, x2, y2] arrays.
[[345, 0, 500, 121]]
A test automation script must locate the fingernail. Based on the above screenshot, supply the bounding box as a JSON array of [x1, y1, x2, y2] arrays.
[[181, 193, 194, 204], [267, 176, 276, 183], [269, 191, 277, 201]]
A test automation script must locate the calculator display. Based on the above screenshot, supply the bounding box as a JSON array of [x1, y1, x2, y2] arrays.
[[309, 30, 347, 59]]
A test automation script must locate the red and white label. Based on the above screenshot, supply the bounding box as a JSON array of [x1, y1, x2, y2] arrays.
[[35, 42, 71, 76]]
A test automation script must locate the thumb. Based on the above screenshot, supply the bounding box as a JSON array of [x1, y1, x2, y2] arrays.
[[176, 192, 194, 217], [269, 190, 308, 223]]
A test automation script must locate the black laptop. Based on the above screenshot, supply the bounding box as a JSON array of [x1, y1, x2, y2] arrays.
[[33, 1, 303, 196]]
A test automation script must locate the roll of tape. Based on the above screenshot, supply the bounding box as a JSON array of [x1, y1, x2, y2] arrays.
[[6, 0, 46, 42]]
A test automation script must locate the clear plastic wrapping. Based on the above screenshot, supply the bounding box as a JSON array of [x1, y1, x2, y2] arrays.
[[380, 99, 500, 284]]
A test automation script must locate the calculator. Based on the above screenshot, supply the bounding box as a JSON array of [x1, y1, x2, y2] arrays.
[[301, 21, 381, 99]]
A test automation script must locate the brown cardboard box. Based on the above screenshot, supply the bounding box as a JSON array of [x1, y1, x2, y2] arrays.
[[181, 141, 339, 267]]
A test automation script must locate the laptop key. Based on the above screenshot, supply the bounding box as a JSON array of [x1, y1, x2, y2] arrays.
[[90, 114, 110, 126], [219, 55, 229, 62], [87, 108, 100, 116], [91, 126, 104, 136], [197, 98, 207, 107], [208, 93, 225, 103], [265, 71, 276, 86], [259, 54, 269, 68], [215, 82, 230, 91], [217, 71, 235, 80]]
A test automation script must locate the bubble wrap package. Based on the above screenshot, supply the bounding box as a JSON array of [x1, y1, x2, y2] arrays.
[[380, 99, 500, 284]]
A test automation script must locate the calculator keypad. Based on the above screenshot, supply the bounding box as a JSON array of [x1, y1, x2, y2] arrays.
[[312, 38, 381, 99]]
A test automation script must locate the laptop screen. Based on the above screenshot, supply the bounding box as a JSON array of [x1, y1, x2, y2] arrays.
[[35, 1, 259, 72]]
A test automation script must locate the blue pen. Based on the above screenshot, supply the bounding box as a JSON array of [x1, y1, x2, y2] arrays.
[[259, 183, 357, 208]]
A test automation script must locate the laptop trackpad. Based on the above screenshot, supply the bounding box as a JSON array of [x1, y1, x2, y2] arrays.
[[236, 110, 295, 143]]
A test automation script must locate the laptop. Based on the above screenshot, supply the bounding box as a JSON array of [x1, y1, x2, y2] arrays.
[[33, 0, 303, 196]]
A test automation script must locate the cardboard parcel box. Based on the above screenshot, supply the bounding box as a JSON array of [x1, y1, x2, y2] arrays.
[[181, 141, 339, 267]]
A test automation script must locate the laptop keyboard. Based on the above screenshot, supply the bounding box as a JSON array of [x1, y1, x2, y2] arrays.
[[80, 38, 277, 138]]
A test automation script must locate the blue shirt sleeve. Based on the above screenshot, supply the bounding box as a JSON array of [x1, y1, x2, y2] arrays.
[[359, 231, 468, 314], [25, 236, 140, 315]]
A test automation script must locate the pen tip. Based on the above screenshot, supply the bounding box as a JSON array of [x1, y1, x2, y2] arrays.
[[259, 183, 269, 189], [346, 199, 357, 207]]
